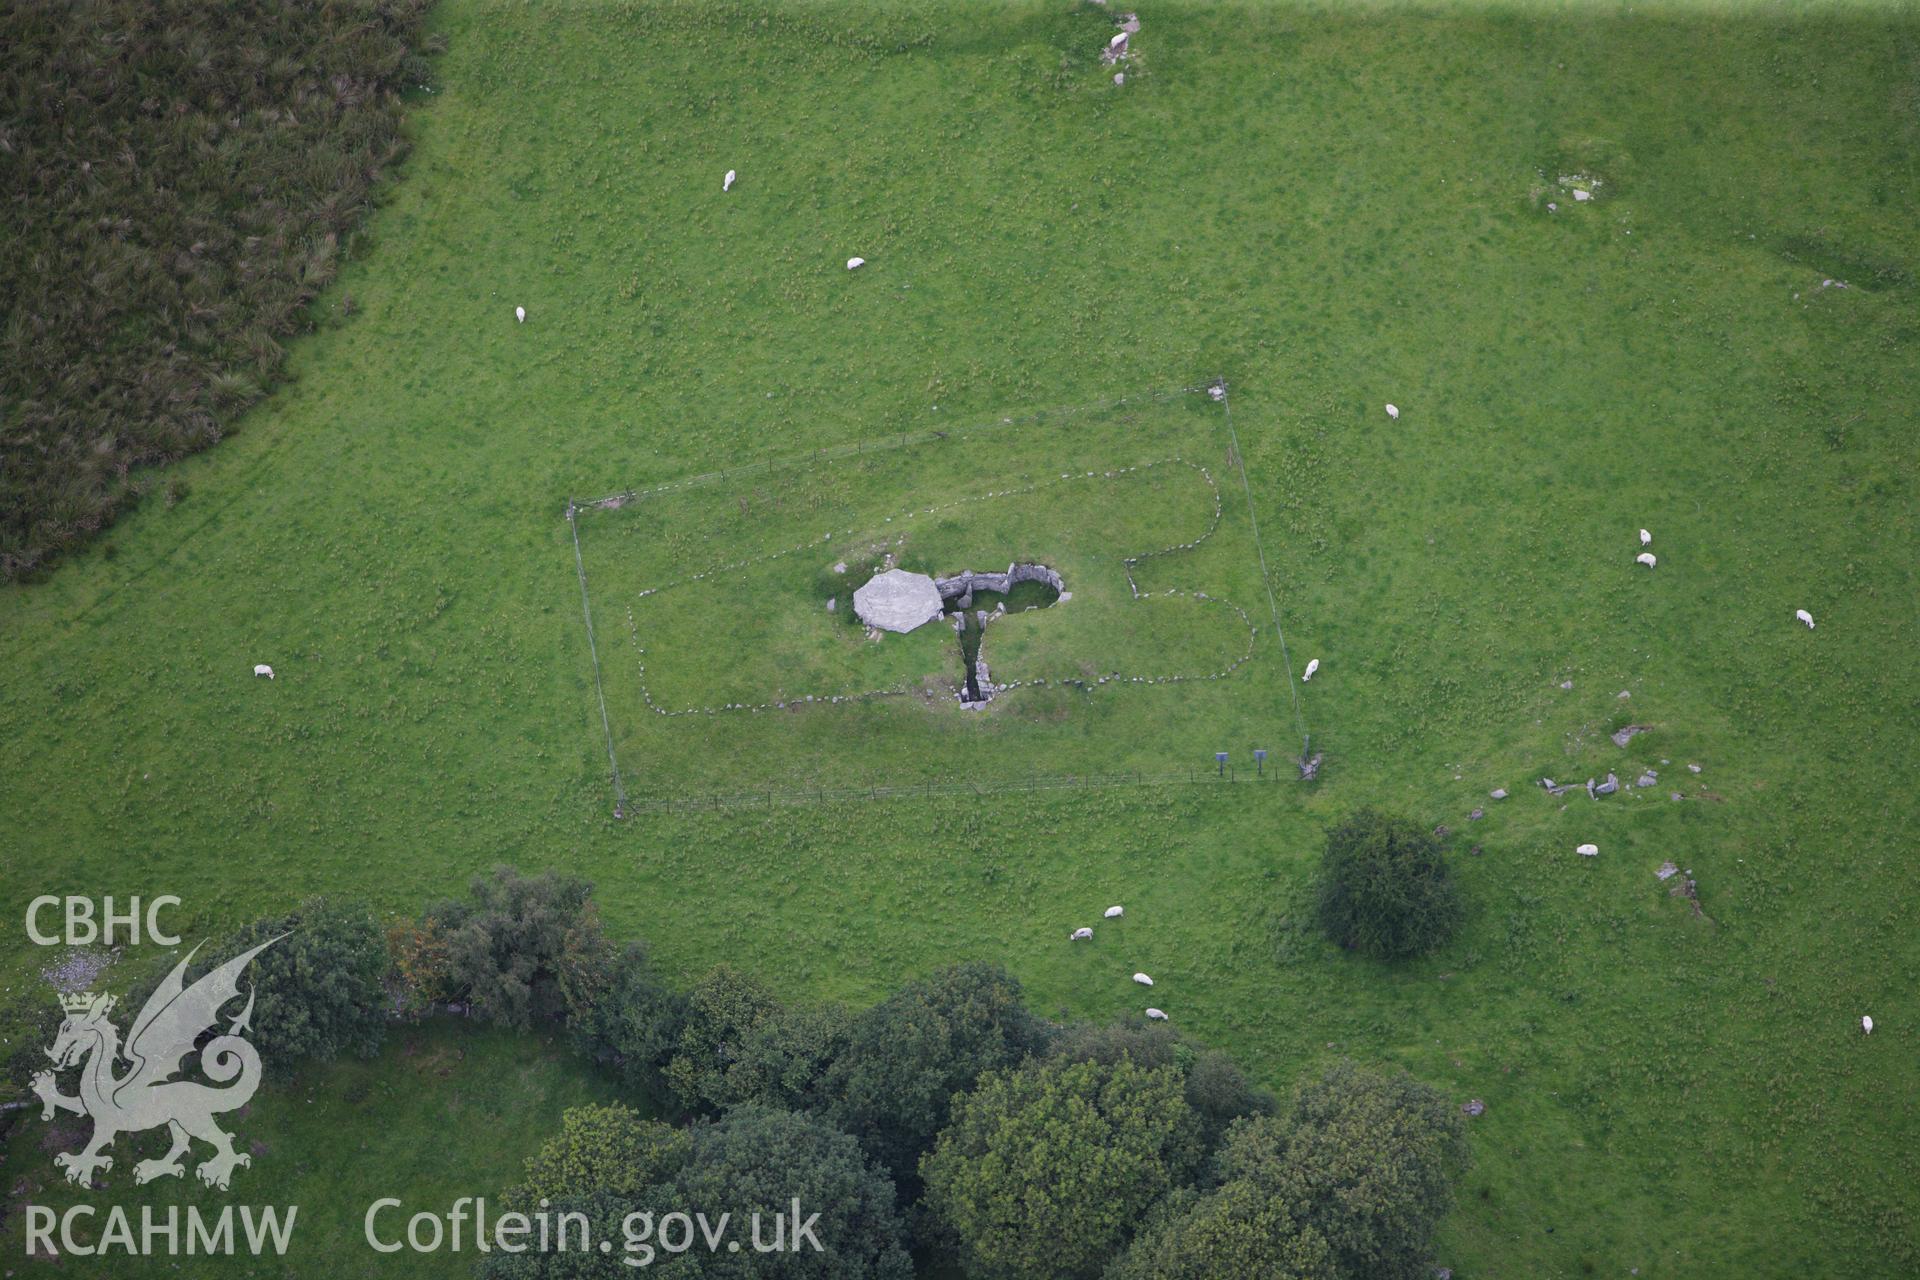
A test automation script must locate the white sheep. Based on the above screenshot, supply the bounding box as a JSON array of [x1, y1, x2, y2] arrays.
[[1639, 528, 1652, 545], [514, 305, 526, 323], [1145, 1008, 1168, 1021], [1795, 609, 1815, 629], [1636, 552, 1657, 568], [846, 257, 866, 271], [1132, 972, 1154, 986], [1070, 927, 1093, 941], [723, 169, 737, 192], [1862, 1015, 1874, 1034], [1104, 905, 1124, 919], [252, 664, 274, 679], [1577, 843, 1599, 856], [1385, 403, 1400, 420], [1302, 658, 1320, 681]]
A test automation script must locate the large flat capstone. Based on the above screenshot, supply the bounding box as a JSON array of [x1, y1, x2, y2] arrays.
[[853, 569, 944, 634]]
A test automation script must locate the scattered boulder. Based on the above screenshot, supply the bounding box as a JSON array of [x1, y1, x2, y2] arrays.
[[1687, 763, 1702, 774], [1611, 724, 1651, 748], [1636, 773, 1657, 788], [1299, 751, 1324, 780], [1656, 862, 1679, 880], [1490, 787, 1508, 800], [1462, 1099, 1485, 1117], [1594, 773, 1620, 796]]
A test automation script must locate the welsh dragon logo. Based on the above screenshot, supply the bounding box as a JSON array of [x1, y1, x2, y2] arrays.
[[31, 937, 279, 1191]]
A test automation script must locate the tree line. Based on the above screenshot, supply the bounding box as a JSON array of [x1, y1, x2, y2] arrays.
[[6, 850, 1468, 1279]]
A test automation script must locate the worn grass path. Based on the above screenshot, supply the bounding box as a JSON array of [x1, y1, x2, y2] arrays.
[[3, 2, 1918, 1274]]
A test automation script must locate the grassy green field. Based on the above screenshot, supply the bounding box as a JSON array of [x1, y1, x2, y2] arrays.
[[582, 393, 1287, 795], [1, 1021, 616, 1277], [3, 0, 1918, 1275]]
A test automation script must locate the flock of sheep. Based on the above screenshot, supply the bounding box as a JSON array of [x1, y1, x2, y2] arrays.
[[1068, 905, 1168, 1021]]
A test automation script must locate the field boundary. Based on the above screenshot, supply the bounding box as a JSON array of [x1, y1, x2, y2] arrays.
[[1219, 384, 1312, 756], [623, 764, 1297, 814], [566, 383, 1313, 813], [567, 500, 629, 817]]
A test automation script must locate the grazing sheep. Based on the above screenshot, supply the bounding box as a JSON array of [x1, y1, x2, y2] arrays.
[[846, 257, 866, 271], [1795, 609, 1815, 629], [1132, 972, 1154, 986], [1104, 905, 1124, 919], [1385, 403, 1400, 420], [1302, 658, 1320, 681], [1639, 528, 1652, 545], [1070, 927, 1093, 941], [1145, 1008, 1168, 1021], [723, 169, 737, 192], [1577, 843, 1599, 856], [1636, 552, 1657, 568], [1862, 1015, 1874, 1034], [514, 305, 526, 323], [252, 664, 274, 679]]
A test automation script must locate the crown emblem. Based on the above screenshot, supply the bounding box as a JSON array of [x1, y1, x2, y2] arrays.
[[59, 991, 99, 1014]]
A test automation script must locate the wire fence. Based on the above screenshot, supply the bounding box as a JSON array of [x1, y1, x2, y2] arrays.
[[566, 380, 1314, 817], [619, 762, 1305, 815]]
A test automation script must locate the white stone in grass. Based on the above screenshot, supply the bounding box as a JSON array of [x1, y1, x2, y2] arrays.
[[1795, 608, 1815, 629], [1146, 1008, 1168, 1021], [723, 169, 736, 192], [846, 256, 866, 271], [1577, 843, 1599, 856], [1105, 905, 1124, 919], [1385, 403, 1400, 420], [1133, 972, 1154, 986], [514, 305, 525, 323], [1573, 188, 1592, 202], [252, 664, 274, 679]]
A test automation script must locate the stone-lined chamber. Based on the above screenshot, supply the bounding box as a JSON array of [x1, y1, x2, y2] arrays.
[[851, 563, 1066, 708]]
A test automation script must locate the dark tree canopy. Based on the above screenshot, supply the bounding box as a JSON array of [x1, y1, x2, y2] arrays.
[[425, 866, 601, 1027], [653, 1104, 912, 1279], [920, 1056, 1202, 1280], [222, 896, 387, 1065], [1048, 1021, 1275, 1149], [514, 1103, 691, 1207], [820, 962, 1048, 1187], [663, 965, 786, 1113], [1315, 810, 1464, 958], [567, 942, 689, 1101], [1268, 1060, 1469, 1280], [1106, 1061, 1466, 1280], [1102, 1182, 1336, 1280]]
